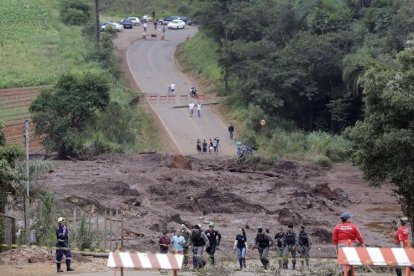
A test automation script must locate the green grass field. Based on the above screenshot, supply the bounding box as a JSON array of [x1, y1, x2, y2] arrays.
[[0, 0, 98, 89]]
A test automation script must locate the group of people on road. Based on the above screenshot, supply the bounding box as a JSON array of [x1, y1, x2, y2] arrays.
[[196, 138, 220, 154], [188, 102, 202, 117]]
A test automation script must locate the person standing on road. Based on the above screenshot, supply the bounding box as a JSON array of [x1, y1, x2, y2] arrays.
[[228, 124, 234, 139], [190, 224, 210, 269], [171, 230, 186, 254], [255, 227, 273, 270], [189, 102, 195, 117], [202, 139, 208, 154], [209, 139, 213, 153], [170, 83, 176, 94], [154, 20, 158, 30], [196, 139, 202, 154], [214, 137, 220, 153], [205, 222, 221, 265], [233, 228, 248, 270], [143, 22, 148, 32], [298, 226, 312, 269], [282, 224, 298, 270], [274, 228, 285, 269], [56, 217, 74, 273], [236, 140, 242, 156], [197, 103, 201, 117], [159, 230, 171, 254], [332, 212, 365, 276], [395, 217, 411, 276]]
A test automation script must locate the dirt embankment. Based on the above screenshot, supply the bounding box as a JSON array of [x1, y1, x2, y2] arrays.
[[32, 153, 401, 260]]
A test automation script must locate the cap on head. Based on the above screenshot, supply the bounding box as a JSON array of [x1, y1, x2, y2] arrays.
[[340, 212, 352, 220], [288, 224, 294, 229], [209, 222, 215, 228], [400, 217, 409, 224], [257, 227, 263, 232], [58, 217, 66, 223], [194, 224, 200, 230]]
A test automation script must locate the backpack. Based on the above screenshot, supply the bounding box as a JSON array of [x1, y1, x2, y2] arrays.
[[256, 233, 269, 248], [284, 232, 296, 246], [299, 232, 309, 246]]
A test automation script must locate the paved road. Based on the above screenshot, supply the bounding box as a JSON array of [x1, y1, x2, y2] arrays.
[[126, 26, 235, 155]]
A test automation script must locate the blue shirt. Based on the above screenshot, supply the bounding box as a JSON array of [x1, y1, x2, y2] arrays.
[[171, 235, 185, 251]]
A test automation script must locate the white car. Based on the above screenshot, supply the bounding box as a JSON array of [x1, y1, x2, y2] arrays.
[[109, 21, 124, 32], [167, 19, 185, 30], [127, 17, 140, 26]]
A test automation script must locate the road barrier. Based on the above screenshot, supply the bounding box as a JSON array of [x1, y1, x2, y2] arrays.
[[108, 251, 183, 276], [338, 246, 414, 276]]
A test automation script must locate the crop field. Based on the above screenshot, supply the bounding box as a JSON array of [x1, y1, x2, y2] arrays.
[[0, 86, 45, 152], [0, 0, 95, 89]]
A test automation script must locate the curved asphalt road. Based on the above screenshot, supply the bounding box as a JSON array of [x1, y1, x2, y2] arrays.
[[127, 26, 235, 155]]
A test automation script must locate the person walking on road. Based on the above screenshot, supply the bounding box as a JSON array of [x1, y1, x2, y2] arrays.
[[205, 222, 221, 265], [55, 217, 74, 273], [189, 102, 195, 117], [214, 137, 220, 153], [228, 124, 234, 139], [298, 226, 312, 269], [171, 230, 186, 254], [255, 227, 273, 270], [143, 22, 148, 32], [209, 139, 213, 153], [282, 224, 298, 270], [197, 103, 201, 117], [191, 224, 210, 269], [274, 229, 285, 269], [395, 217, 411, 276], [236, 140, 242, 156], [233, 228, 247, 270], [159, 230, 171, 254], [332, 212, 364, 276], [154, 20, 158, 30], [202, 139, 208, 154], [170, 83, 176, 94]]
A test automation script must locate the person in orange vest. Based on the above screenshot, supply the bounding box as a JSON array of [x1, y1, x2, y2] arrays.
[[395, 217, 411, 276], [332, 212, 364, 276]]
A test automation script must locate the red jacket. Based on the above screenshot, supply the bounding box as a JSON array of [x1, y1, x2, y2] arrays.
[[395, 226, 410, 246], [332, 222, 364, 245]]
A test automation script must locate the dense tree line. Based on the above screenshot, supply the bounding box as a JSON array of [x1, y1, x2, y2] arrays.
[[195, 0, 414, 132]]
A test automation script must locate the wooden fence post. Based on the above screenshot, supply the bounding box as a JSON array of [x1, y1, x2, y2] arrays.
[[121, 211, 124, 248], [109, 210, 113, 250], [104, 210, 107, 250]]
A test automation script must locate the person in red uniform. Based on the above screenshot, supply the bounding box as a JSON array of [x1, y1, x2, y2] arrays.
[[332, 212, 364, 276], [395, 217, 411, 276]]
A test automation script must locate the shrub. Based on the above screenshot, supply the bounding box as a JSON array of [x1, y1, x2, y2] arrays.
[[60, 0, 91, 25]]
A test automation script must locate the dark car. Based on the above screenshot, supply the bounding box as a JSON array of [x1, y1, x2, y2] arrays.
[[158, 16, 179, 25], [178, 16, 193, 25], [120, 19, 133, 29]]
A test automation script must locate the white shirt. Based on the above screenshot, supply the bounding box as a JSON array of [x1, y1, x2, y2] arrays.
[[197, 104, 201, 110], [171, 83, 176, 90], [143, 23, 148, 27], [189, 103, 195, 110]]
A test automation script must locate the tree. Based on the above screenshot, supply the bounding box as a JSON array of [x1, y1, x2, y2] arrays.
[[346, 47, 414, 228], [60, 0, 91, 25], [29, 72, 110, 158]]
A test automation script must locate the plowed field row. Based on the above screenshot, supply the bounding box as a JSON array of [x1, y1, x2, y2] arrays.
[[0, 86, 44, 152]]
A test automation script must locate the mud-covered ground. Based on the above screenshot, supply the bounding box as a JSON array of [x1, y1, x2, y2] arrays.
[[31, 153, 401, 258]]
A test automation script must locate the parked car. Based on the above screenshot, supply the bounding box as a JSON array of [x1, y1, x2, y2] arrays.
[[109, 21, 124, 32], [142, 15, 153, 22], [178, 16, 194, 25], [127, 17, 140, 26], [158, 16, 179, 25], [100, 22, 110, 31], [167, 19, 185, 30], [119, 19, 133, 29]]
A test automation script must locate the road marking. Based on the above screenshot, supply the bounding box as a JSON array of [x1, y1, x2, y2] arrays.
[[126, 43, 183, 153]]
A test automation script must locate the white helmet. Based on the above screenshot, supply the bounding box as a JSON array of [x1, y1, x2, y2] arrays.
[[58, 217, 66, 223]]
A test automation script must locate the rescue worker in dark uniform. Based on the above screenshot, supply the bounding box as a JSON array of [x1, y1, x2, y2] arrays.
[[274, 229, 285, 269], [255, 227, 273, 270], [190, 224, 210, 269], [298, 225, 312, 269], [56, 217, 74, 272], [205, 222, 221, 265], [282, 224, 298, 270]]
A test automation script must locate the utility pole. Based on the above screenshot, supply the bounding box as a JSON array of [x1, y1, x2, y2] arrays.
[[95, 0, 100, 48], [24, 120, 30, 244]]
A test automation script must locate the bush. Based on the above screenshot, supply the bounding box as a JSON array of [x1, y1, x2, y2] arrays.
[[60, 0, 91, 25]]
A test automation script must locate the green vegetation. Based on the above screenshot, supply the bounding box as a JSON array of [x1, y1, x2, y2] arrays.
[[346, 47, 414, 227], [0, 0, 100, 88]]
